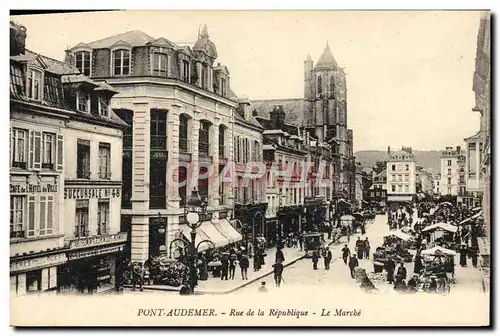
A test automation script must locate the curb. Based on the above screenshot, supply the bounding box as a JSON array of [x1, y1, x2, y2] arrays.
[[125, 236, 346, 295]]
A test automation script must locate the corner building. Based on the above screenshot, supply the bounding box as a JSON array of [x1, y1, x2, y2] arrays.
[[66, 26, 238, 262]]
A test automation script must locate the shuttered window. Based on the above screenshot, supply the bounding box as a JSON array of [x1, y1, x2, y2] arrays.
[[10, 196, 25, 238], [99, 142, 111, 179], [39, 195, 53, 236], [27, 196, 35, 237], [97, 200, 109, 235]]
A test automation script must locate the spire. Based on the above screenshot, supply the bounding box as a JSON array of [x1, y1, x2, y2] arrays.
[[315, 42, 339, 70], [304, 54, 313, 63], [200, 24, 209, 39]]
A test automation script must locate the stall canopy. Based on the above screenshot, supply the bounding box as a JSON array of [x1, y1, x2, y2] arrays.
[[338, 199, 352, 207], [458, 211, 483, 225], [213, 219, 243, 244], [440, 201, 453, 207], [421, 246, 457, 256], [182, 221, 229, 249], [422, 222, 458, 233], [387, 195, 413, 202], [472, 207, 482, 212], [384, 231, 411, 241], [340, 215, 355, 221]]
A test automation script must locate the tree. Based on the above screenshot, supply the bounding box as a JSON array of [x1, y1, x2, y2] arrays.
[[372, 160, 387, 174]]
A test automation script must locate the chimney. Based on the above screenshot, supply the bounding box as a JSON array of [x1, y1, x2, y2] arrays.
[[387, 146, 391, 155], [64, 49, 75, 67], [270, 106, 280, 129], [252, 109, 258, 117], [10, 21, 27, 56], [456, 146, 461, 153]]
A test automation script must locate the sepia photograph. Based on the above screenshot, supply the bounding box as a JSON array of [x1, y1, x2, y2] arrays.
[[8, 9, 491, 327]]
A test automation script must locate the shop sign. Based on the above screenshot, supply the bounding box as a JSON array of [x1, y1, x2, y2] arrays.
[[69, 232, 128, 249], [10, 253, 67, 273], [68, 245, 124, 261], [64, 187, 121, 200], [10, 183, 58, 194]]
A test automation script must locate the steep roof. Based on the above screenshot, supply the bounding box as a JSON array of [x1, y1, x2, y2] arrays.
[[87, 30, 156, 49], [25, 49, 79, 75], [315, 43, 339, 70], [464, 130, 485, 141], [251, 98, 304, 126]]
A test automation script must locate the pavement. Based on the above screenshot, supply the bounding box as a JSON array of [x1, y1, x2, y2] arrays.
[[123, 234, 345, 295]]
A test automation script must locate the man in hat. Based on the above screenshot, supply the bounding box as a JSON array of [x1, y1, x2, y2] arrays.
[[385, 256, 396, 284], [323, 246, 332, 270], [341, 244, 351, 265], [348, 254, 359, 279], [272, 259, 284, 287], [258, 281, 268, 293]]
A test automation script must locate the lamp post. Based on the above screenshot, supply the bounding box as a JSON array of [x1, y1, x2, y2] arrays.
[[184, 188, 208, 294]]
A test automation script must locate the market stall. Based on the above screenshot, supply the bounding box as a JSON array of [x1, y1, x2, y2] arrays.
[[419, 246, 456, 292], [421, 222, 458, 250], [380, 231, 414, 262]]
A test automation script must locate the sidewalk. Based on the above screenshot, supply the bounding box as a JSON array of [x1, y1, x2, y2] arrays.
[[125, 235, 345, 295]]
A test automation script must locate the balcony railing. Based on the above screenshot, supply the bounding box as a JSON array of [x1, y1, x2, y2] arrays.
[[150, 196, 167, 209], [179, 138, 190, 153], [74, 229, 90, 239], [10, 231, 25, 239], [199, 141, 210, 156]]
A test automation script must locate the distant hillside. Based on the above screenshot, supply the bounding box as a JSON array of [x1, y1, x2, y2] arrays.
[[354, 150, 442, 173]]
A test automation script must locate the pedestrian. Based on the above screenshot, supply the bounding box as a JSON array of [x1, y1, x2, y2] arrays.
[[239, 251, 249, 280], [323, 247, 332, 270], [413, 253, 424, 275], [355, 237, 364, 260], [229, 250, 237, 280], [253, 249, 261, 272], [312, 250, 320, 270], [363, 238, 371, 259], [299, 232, 303, 251], [220, 253, 229, 280], [272, 259, 284, 287], [459, 245, 468, 267], [385, 257, 396, 284], [395, 262, 407, 284], [132, 262, 144, 291], [470, 248, 478, 268], [275, 247, 285, 263], [342, 244, 351, 265], [258, 281, 268, 293], [348, 254, 359, 279]]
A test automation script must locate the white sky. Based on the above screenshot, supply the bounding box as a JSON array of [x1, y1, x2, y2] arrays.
[[10, 10, 483, 152]]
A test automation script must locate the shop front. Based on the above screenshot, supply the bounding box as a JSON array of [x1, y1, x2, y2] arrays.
[[277, 205, 303, 237], [304, 196, 325, 232], [57, 233, 128, 294], [234, 203, 268, 248], [265, 217, 279, 248], [10, 252, 67, 295]]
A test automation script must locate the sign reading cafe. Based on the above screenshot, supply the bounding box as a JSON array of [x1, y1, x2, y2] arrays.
[[10, 184, 58, 194], [64, 187, 121, 200]]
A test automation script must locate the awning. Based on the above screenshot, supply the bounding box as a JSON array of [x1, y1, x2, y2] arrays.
[[213, 219, 243, 244], [421, 246, 457, 256], [387, 195, 413, 202], [181, 222, 229, 250], [459, 211, 483, 225], [421, 222, 458, 233], [384, 231, 411, 241]]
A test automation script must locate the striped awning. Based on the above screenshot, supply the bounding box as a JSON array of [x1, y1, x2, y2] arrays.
[[387, 195, 413, 202]]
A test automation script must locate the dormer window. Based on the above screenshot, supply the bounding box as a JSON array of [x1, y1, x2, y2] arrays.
[[75, 51, 91, 76], [77, 91, 90, 112], [220, 77, 227, 96], [27, 69, 42, 101], [181, 60, 190, 82], [112, 49, 130, 76], [98, 97, 109, 117], [152, 48, 168, 77]]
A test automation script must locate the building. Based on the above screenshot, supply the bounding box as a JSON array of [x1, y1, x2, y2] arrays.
[[232, 98, 267, 248], [416, 166, 433, 195], [386, 146, 416, 205], [10, 21, 127, 295], [438, 146, 463, 202], [353, 161, 364, 208], [256, 105, 333, 241], [65, 26, 240, 263], [252, 43, 356, 217], [432, 173, 441, 196], [457, 154, 467, 205], [367, 169, 387, 205], [468, 11, 490, 292]]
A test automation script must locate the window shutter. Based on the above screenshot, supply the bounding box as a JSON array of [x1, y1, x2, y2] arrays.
[[28, 130, 34, 169], [27, 196, 35, 237], [33, 131, 42, 170], [56, 134, 64, 172], [108, 145, 112, 179], [47, 196, 54, 235], [167, 55, 172, 77], [9, 127, 12, 168]]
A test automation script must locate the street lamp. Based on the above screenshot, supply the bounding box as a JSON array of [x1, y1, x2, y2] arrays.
[[184, 188, 208, 294]]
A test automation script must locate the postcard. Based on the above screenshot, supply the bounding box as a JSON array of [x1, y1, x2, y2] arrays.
[[9, 10, 490, 327]]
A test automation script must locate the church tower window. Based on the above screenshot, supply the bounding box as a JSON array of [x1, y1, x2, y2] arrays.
[[329, 75, 335, 98], [317, 75, 323, 95]]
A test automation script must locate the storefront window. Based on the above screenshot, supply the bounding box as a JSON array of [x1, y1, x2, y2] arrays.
[[26, 269, 42, 292]]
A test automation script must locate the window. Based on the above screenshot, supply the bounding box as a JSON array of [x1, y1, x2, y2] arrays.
[[179, 114, 190, 153], [27, 69, 42, 100], [220, 78, 227, 96], [10, 196, 25, 238], [97, 201, 109, 235], [404, 185, 409, 193], [447, 178, 452, 185], [447, 187, 452, 195], [391, 164, 396, 171], [44, 74, 63, 103], [10, 65, 25, 96], [405, 164, 409, 171], [218, 126, 225, 158], [77, 139, 91, 179], [178, 166, 188, 206], [77, 91, 90, 112], [447, 168, 451, 175], [398, 174, 402, 181], [42, 133, 55, 169], [26, 270, 42, 292], [98, 97, 109, 117], [11, 128, 27, 169], [75, 200, 89, 238], [150, 110, 167, 150], [75, 51, 91, 76], [113, 49, 130, 76], [447, 160, 452, 166], [116, 109, 133, 149], [329, 75, 335, 97], [38, 195, 54, 236], [405, 174, 409, 181], [99, 142, 111, 179], [391, 185, 396, 192], [317, 76, 323, 94], [391, 174, 395, 181], [199, 121, 210, 155], [398, 185, 402, 192], [181, 60, 190, 82], [152, 50, 168, 76], [200, 64, 208, 88]]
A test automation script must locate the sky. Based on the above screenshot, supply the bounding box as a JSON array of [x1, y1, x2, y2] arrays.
[[10, 10, 483, 152]]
